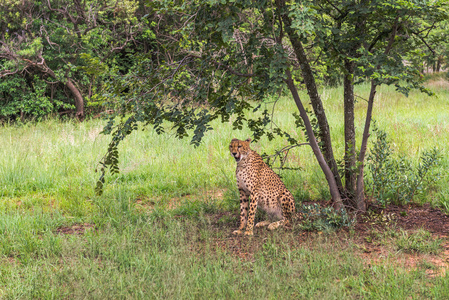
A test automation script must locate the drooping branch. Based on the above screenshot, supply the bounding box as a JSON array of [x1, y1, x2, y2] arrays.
[[411, 31, 436, 55], [1, 37, 86, 119], [263, 143, 309, 171]]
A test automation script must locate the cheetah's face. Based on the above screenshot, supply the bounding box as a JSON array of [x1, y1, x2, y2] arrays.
[[229, 138, 251, 162]]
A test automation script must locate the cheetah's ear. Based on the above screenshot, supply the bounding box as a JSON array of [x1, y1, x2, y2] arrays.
[[245, 138, 252, 143]]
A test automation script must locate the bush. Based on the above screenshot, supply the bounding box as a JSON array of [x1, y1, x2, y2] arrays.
[[0, 75, 73, 121], [366, 125, 442, 206]]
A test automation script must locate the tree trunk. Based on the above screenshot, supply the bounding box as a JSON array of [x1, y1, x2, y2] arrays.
[[344, 60, 357, 198], [285, 69, 343, 210], [66, 79, 85, 120], [355, 20, 398, 212], [276, 0, 345, 199], [46, 68, 85, 120], [355, 81, 377, 212]]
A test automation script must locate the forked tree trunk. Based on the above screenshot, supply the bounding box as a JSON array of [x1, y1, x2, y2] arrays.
[[285, 69, 344, 210]]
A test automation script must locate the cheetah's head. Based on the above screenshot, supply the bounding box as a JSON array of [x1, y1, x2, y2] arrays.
[[229, 138, 251, 163]]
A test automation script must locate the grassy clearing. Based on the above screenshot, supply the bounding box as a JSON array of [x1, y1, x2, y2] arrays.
[[0, 81, 448, 298]]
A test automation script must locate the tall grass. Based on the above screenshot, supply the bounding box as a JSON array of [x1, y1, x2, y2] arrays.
[[0, 81, 448, 298]]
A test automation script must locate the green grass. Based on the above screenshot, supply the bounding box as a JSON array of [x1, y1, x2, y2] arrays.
[[1, 215, 448, 299], [395, 229, 443, 255], [0, 81, 448, 298]]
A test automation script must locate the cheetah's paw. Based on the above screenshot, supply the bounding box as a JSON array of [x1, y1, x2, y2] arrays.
[[267, 222, 281, 231], [255, 221, 270, 228]]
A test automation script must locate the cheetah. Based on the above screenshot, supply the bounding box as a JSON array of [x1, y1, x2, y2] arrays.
[[229, 138, 296, 236]]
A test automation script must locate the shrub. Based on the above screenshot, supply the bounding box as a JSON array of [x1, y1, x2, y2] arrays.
[[366, 125, 442, 206]]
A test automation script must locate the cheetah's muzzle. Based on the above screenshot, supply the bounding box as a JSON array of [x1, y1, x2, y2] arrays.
[[232, 153, 240, 162]]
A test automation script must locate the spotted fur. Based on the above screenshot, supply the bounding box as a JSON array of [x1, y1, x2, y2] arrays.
[[229, 138, 296, 236]]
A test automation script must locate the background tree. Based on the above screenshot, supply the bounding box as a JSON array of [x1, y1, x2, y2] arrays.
[[423, 20, 449, 73], [0, 0, 150, 120], [299, 0, 448, 209]]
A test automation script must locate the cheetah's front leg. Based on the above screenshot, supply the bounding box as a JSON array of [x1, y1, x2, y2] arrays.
[[233, 189, 249, 235], [244, 192, 259, 236]]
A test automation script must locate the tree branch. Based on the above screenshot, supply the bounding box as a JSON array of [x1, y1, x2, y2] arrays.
[[188, 53, 259, 78], [384, 16, 399, 55], [0, 69, 20, 78], [410, 30, 436, 55]]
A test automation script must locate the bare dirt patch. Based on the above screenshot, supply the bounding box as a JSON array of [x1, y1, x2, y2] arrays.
[[55, 223, 95, 235], [135, 196, 156, 212], [168, 189, 225, 210], [201, 202, 449, 275], [1, 257, 19, 266], [353, 203, 449, 276], [356, 203, 449, 235]]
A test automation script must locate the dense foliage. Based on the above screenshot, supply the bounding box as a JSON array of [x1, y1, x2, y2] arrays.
[[0, 0, 153, 120], [1, 0, 447, 122]]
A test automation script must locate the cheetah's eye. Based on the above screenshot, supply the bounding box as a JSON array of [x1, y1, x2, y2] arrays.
[[238, 145, 242, 148]]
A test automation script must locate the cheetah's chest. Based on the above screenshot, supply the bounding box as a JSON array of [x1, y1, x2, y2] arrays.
[[236, 168, 254, 193]]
